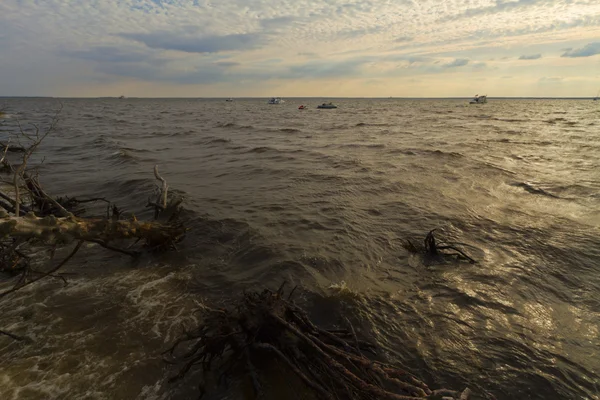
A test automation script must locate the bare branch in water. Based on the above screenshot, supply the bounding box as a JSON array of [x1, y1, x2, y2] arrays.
[[0, 240, 83, 299], [402, 230, 476, 264], [153, 164, 168, 219], [0, 328, 27, 342]]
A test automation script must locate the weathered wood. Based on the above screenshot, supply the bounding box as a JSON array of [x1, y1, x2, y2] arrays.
[[0, 213, 184, 247]]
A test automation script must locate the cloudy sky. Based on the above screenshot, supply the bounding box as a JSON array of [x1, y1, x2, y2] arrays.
[[1, 0, 599, 97]]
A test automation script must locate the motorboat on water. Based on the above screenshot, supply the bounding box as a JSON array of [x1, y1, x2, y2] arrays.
[[593, 90, 599, 101], [268, 97, 283, 104], [226, 98, 234, 102], [118, 95, 125, 99], [298, 105, 306, 109], [469, 94, 487, 104], [317, 102, 337, 109]]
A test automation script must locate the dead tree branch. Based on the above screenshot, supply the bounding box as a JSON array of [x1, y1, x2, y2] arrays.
[[402, 230, 477, 264]]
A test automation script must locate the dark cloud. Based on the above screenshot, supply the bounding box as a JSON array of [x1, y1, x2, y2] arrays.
[[297, 52, 320, 58], [119, 31, 265, 53], [519, 53, 541, 60], [394, 36, 413, 43], [440, 0, 545, 22], [214, 61, 240, 67], [442, 58, 469, 68], [336, 25, 384, 40], [260, 16, 296, 31], [285, 58, 369, 79], [63, 46, 160, 63], [98, 62, 232, 84], [561, 42, 600, 58]]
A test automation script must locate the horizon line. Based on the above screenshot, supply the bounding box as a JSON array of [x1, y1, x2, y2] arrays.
[[1, 96, 598, 100]]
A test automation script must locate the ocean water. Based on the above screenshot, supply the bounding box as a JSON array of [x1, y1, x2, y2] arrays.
[[0, 98, 599, 399]]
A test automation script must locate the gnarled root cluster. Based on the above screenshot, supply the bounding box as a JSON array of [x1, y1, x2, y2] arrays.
[[166, 285, 473, 400]]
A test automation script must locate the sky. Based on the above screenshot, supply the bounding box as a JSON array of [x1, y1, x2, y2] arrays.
[[1, 0, 599, 97]]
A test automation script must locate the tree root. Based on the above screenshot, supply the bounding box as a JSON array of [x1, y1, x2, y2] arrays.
[[167, 285, 474, 400]]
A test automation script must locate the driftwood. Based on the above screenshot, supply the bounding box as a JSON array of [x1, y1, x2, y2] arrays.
[[166, 285, 474, 400], [402, 230, 476, 264], [0, 106, 185, 298], [0, 212, 184, 247]]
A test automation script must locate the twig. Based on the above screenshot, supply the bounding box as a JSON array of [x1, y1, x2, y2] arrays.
[[154, 164, 168, 210], [245, 346, 264, 398], [345, 317, 363, 357], [0, 240, 83, 299], [86, 239, 140, 258], [0, 190, 30, 215], [28, 176, 70, 217], [0, 139, 10, 163], [0, 329, 26, 342], [253, 343, 333, 400]]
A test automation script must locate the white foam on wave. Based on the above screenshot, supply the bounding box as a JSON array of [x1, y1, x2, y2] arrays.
[[0, 261, 204, 399]]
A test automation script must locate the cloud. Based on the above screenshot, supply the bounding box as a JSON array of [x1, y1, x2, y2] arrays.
[[63, 46, 160, 64], [214, 61, 241, 67], [442, 58, 470, 68], [260, 16, 297, 31], [119, 31, 266, 53], [519, 53, 542, 60], [284, 57, 371, 79], [561, 42, 600, 58], [1, 0, 600, 96], [440, 0, 547, 22]]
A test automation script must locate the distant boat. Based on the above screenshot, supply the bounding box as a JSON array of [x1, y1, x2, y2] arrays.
[[594, 90, 599, 101], [118, 95, 125, 99], [317, 102, 337, 109], [268, 97, 283, 104], [226, 98, 234, 102], [469, 94, 487, 104], [298, 105, 306, 109]]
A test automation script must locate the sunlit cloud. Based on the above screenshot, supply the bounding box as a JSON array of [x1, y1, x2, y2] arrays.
[[1, 0, 599, 96]]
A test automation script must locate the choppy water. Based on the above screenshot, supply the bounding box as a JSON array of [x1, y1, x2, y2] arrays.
[[0, 98, 599, 400]]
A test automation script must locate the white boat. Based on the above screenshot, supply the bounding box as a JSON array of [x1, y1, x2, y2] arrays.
[[268, 97, 283, 104], [469, 94, 487, 104], [226, 98, 233, 102], [317, 102, 337, 109]]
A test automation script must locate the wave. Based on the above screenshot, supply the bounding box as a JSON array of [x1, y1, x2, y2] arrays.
[[205, 137, 230, 144], [108, 150, 140, 164], [246, 146, 274, 153], [387, 148, 464, 159], [510, 182, 560, 198], [339, 143, 386, 149], [215, 122, 255, 130], [355, 122, 392, 127], [279, 128, 302, 133]]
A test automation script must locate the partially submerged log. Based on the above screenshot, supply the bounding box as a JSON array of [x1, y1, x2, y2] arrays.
[[0, 105, 185, 295], [166, 285, 475, 400], [0, 212, 184, 248]]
